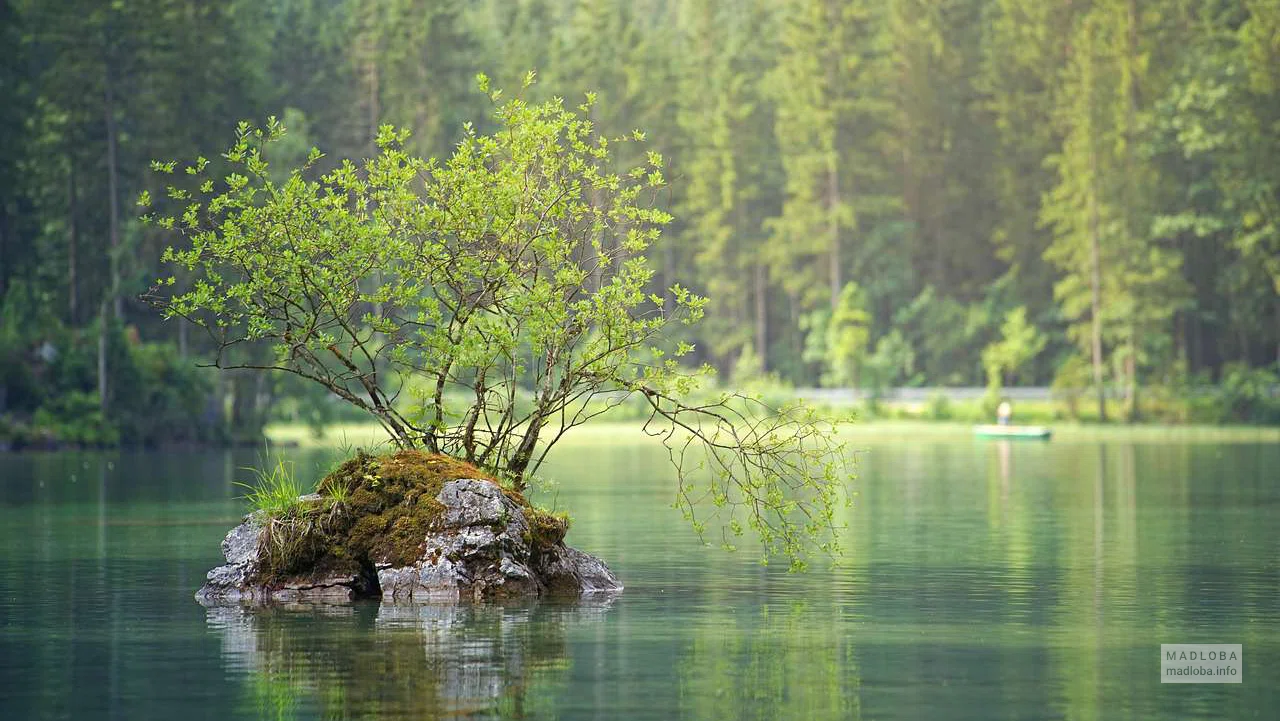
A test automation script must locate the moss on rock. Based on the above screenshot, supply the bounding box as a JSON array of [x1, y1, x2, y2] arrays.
[[252, 449, 565, 587], [526, 507, 570, 549]]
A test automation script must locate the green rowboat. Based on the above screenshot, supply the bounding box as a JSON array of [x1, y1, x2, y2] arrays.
[[973, 424, 1052, 440]]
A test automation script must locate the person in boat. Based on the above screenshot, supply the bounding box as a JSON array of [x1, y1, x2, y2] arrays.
[[996, 400, 1012, 426]]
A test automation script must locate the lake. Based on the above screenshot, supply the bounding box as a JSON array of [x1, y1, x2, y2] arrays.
[[1, 427, 1276, 720]]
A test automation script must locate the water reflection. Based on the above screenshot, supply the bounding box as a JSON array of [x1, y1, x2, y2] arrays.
[[676, 599, 861, 721], [3, 440, 1279, 721], [207, 600, 613, 720]]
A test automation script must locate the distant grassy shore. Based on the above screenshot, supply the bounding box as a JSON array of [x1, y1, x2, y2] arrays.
[[266, 417, 1280, 449]]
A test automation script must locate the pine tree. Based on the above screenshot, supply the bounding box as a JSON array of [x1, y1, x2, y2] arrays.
[[673, 0, 782, 371], [978, 0, 1078, 346], [768, 0, 882, 314]]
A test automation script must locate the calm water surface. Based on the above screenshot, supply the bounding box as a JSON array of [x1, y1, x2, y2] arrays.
[[1, 431, 1276, 720]]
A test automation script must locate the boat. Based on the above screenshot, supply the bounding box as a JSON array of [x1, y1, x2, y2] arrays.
[[973, 424, 1052, 440]]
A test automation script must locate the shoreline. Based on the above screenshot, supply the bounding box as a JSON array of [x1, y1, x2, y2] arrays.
[[264, 418, 1280, 448], [0, 438, 300, 454], [6, 417, 1276, 454]]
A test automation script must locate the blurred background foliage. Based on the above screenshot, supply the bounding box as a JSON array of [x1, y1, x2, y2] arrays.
[[1, 0, 1278, 447]]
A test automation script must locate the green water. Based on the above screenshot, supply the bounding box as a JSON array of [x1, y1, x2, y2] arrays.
[[1, 433, 1276, 720]]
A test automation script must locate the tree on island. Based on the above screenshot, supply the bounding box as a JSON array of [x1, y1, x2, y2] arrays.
[[142, 76, 851, 570]]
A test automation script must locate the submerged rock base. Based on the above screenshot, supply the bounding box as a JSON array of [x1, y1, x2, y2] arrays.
[[197, 453, 621, 605]]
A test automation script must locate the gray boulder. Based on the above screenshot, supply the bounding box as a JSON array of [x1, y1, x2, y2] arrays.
[[197, 478, 621, 605], [196, 511, 377, 604]]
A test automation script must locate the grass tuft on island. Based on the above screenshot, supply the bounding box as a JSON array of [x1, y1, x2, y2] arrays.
[[246, 448, 570, 587]]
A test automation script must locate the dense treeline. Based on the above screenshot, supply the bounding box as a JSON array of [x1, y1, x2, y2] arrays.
[[1, 0, 1278, 445]]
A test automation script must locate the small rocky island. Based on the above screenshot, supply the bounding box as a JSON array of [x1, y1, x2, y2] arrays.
[[197, 449, 621, 604]]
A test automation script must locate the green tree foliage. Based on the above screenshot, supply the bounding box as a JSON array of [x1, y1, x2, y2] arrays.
[[147, 85, 851, 568], [978, 0, 1075, 337], [3, 0, 1279, 443], [347, 0, 483, 160], [982, 306, 1047, 393], [812, 282, 872, 388], [768, 0, 885, 313], [1040, 2, 1190, 420], [675, 0, 781, 371]]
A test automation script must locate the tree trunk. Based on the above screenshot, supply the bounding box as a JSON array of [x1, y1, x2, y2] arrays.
[[1126, 0, 1140, 112], [104, 61, 123, 322], [754, 261, 768, 371], [506, 412, 543, 491], [1175, 310, 1186, 371], [230, 374, 253, 441], [1088, 150, 1106, 422], [827, 159, 841, 309], [97, 303, 109, 413], [254, 371, 270, 438], [1125, 329, 1139, 421], [0, 201, 8, 301], [1123, 0, 1139, 423], [68, 163, 78, 323], [367, 55, 379, 158]]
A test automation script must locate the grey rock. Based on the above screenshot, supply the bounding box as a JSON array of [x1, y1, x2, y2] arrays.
[[195, 513, 265, 604], [221, 512, 264, 566], [196, 478, 622, 605], [436, 480, 531, 544], [270, 571, 372, 603], [378, 555, 465, 603], [534, 544, 624, 594]]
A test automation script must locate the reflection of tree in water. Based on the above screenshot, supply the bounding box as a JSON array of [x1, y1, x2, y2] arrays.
[[677, 599, 860, 721], [207, 601, 612, 720]]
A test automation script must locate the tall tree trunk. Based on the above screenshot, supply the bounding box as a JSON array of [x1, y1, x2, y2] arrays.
[[0, 201, 8, 301], [827, 159, 841, 309], [0, 206, 6, 302], [230, 374, 251, 441], [1080, 22, 1108, 423], [1175, 310, 1187, 371], [68, 163, 78, 323], [365, 53, 385, 356], [1088, 149, 1107, 422], [98, 303, 109, 413], [367, 56, 379, 158], [754, 261, 768, 371], [104, 61, 122, 322], [98, 54, 122, 418], [253, 371, 270, 438], [1123, 0, 1140, 422], [1125, 327, 1139, 421], [0, 190, 8, 300]]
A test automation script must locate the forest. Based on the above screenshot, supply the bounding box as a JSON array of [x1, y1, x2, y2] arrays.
[[1, 0, 1279, 447]]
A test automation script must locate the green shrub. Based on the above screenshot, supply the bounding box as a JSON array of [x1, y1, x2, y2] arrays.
[[0, 338, 45, 413], [925, 392, 953, 420], [1050, 354, 1094, 420], [113, 341, 221, 444], [32, 391, 119, 446], [1219, 364, 1280, 424]]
